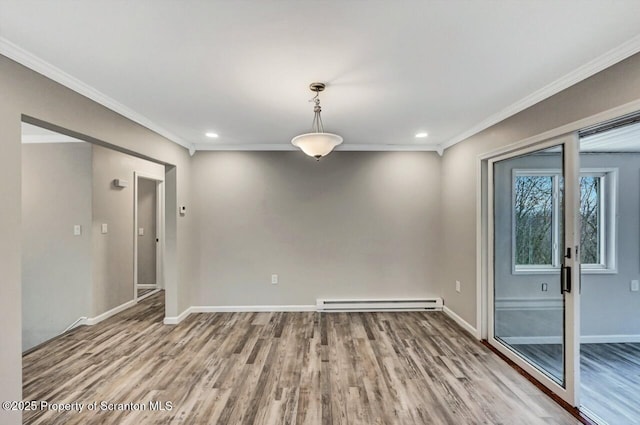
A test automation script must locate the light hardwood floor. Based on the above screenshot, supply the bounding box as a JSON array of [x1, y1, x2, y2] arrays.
[[23, 292, 579, 425], [517, 343, 640, 425], [137, 288, 156, 298]]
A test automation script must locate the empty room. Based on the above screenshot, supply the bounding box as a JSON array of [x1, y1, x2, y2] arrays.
[[2, 1, 640, 424]]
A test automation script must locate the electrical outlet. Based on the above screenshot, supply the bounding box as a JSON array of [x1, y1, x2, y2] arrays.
[[631, 280, 639, 292], [455, 280, 461, 293], [541, 282, 548, 292], [271, 274, 278, 285], [73, 225, 82, 236]]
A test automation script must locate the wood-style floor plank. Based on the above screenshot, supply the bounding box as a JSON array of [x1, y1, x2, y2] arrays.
[[517, 342, 640, 425], [23, 292, 579, 424]]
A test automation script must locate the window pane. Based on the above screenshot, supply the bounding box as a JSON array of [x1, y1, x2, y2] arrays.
[[580, 176, 600, 264], [515, 176, 554, 265]]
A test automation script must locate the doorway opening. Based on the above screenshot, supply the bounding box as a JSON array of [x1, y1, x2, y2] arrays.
[[134, 173, 164, 301], [20, 118, 170, 356], [577, 118, 640, 425]]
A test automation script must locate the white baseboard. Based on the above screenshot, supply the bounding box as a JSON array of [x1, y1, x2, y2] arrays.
[[501, 334, 640, 345], [582, 334, 640, 343], [443, 305, 480, 339], [85, 299, 137, 326], [84, 289, 160, 327], [64, 316, 89, 332], [61, 298, 143, 334], [83, 300, 136, 326], [163, 307, 192, 325], [495, 297, 563, 311]]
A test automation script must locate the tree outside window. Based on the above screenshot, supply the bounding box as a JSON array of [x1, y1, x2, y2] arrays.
[[514, 175, 554, 266], [514, 171, 607, 271]]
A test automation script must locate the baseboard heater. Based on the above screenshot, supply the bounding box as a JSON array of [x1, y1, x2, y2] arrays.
[[316, 298, 443, 312]]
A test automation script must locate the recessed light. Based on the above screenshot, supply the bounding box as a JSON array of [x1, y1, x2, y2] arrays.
[[415, 132, 428, 139], [205, 132, 219, 138]]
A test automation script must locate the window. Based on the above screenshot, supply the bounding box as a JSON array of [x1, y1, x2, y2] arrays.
[[513, 169, 616, 273], [580, 175, 601, 265], [514, 173, 558, 268]]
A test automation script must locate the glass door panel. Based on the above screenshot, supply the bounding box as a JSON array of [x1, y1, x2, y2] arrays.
[[488, 133, 580, 406], [493, 145, 565, 383]]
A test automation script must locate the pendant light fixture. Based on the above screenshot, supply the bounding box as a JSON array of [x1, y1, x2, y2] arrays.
[[291, 82, 343, 160]]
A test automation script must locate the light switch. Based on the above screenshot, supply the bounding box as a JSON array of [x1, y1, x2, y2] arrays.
[[631, 280, 639, 292], [73, 225, 82, 236], [138, 227, 144, 236], [101, 223, 108, 234]]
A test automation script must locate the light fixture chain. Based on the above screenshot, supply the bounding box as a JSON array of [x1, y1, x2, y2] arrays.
[[311, 93, 323, 133]]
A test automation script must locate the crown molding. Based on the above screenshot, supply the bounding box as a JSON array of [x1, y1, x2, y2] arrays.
[[0, 37, 194, 151], [193, 143, 440, 152], [335, 143, 439, 152], [442, 34, 640, 151], [194, 144, 296, 151]]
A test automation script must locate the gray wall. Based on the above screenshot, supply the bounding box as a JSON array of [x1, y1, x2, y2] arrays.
[[0, 70, 22, 424], [581, 153, 640, 336], [137, 178, 157, 286], [0, 54, 194, 425], [191, 151, 442, 306], [439, 52, 640, 328], [21, 142, 93, 351], [92, 146, 164, 315]]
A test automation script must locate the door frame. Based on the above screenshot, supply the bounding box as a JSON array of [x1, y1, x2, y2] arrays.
[[485, 133, 581, 406], [476, 99, 640, 340], [133, 171, 165, 301]]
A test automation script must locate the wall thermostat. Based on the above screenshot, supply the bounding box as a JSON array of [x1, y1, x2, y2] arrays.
[[113, 179, 129, 188]]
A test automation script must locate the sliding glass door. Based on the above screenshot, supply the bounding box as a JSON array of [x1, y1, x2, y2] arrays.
[[488, 134, 581, 406]]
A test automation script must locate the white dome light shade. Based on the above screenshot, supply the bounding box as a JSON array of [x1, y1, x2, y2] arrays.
[[291, 132, 343, 159]]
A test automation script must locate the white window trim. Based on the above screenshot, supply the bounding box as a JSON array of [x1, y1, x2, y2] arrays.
[[511, 167, 617, 275], [579, 168, 617, 274], [511, 169, 561, 274]]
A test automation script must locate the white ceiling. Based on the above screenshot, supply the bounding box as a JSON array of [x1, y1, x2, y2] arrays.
[[2, 1, 640, 153]]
